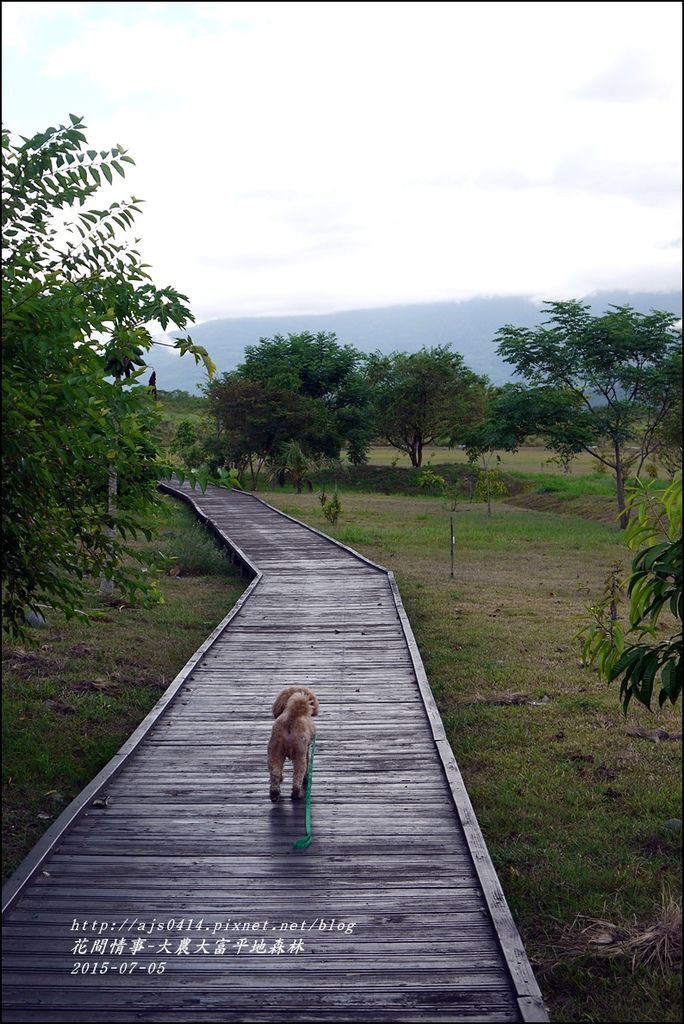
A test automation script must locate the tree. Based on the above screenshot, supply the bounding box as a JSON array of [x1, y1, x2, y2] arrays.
[[206, 377, 323, 488], [2, 117, 214, 639], [96, 282, 215, 597], [581, 473, 681, 712], [237, 331, 374, 463], [496, 301, 682, 527], [462, 384, 590, 504], [368, 345, 488, 467]]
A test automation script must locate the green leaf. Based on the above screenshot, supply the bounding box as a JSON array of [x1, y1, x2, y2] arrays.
[[1, 116, 200, 638]]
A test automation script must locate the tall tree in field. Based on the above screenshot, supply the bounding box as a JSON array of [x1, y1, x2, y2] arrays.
[[2, 117, 214, 638], [368, 345, 488, 467], [236, 331, 374, 463], [496, 301, 682, 528]]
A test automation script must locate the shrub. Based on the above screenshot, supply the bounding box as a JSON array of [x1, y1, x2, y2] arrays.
[[322, 491, 342, 527], [167, 524, 233, 576]]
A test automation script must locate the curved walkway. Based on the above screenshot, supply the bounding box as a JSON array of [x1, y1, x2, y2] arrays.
[[2, 483, 548, 1022]]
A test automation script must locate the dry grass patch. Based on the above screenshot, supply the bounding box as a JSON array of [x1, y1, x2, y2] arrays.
[[558, 891, 681, 976]]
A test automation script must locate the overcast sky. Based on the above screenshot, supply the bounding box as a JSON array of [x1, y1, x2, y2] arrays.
[[2, 1, 681, 321]]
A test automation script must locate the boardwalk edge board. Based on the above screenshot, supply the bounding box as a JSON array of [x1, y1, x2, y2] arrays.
[[1, 485, 262, 916]]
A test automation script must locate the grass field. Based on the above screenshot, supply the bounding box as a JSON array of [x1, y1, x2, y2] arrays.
[[258, 487, 682, 1024], [365, 443, 603, 475], [305, 445, 673, 527], [1, 497, 245, 883], [306, 456, 623, 526]]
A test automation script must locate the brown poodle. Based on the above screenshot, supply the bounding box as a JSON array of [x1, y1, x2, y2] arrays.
[[268, 687, 319, 802]]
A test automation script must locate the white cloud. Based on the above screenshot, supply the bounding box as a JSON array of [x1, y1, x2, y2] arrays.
[[2, 1, 86, 54], [2, 1, 681, 317]]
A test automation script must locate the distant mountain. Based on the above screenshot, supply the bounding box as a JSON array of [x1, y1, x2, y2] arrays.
[[149, 290, 682, 393]]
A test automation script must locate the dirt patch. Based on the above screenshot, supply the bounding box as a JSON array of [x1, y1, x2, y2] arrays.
[[73, 677, 123, 694], [593, 763, 620, 783], [72, 673, 166, 694], [116, 674, 168, 690], [642, 836, 682, 858], [68, 643, 98, 658], [43, 699, 77, 716], [4, 649, 65, 677]]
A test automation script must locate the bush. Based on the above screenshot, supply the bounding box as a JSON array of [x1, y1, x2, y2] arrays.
[[417, 469, 447, 494], [167, 524, 234, 576], [322, 491, 342, 527]]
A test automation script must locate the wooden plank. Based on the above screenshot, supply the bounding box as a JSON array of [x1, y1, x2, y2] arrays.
[[1, 986, 520, 1009], [4, 954, 503, 972], [1, 998, 520, 1024]]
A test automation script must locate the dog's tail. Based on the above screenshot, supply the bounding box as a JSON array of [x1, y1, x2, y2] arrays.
[[273, 688, 319, 718], [281, 692, 314, 721]]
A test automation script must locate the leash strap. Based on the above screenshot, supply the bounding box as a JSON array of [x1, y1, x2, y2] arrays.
[[293, 734, 316, 850]]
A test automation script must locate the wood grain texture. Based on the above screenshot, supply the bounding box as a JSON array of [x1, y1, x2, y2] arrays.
[[2, 481, 547, 1022]]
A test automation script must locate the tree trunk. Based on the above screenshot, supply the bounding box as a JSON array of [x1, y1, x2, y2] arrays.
[[615, 444, 629, 529], [99, 465, 117, 597], [486, 469, 491, 517]]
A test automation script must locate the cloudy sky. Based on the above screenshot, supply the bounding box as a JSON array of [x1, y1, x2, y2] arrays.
[[2, 1, 681, 321]]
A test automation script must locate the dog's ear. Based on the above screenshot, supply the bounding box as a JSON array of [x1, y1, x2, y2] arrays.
[[308, 692, 320, 717]]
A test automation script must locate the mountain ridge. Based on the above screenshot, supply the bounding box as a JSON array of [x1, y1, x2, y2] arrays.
[[150, 290, 682, 393]]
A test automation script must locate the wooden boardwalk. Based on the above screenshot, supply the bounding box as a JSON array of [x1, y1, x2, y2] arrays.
[[2, 483, 548, 1022]]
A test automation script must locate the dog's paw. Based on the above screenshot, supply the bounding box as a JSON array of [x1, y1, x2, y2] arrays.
[[270, 789, 280, 802], [291, 787, 303, 801]]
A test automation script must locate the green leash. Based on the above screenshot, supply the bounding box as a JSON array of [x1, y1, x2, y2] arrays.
[[293, 735, 316, 850]]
